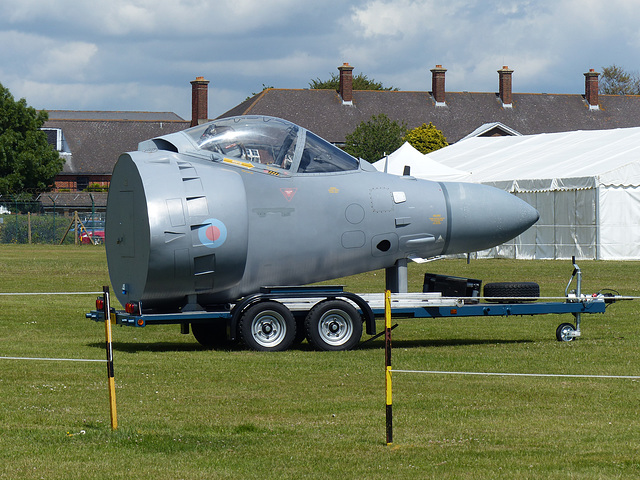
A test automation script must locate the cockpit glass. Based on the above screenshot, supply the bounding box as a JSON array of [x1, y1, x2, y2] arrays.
[[297, 132, 359, 173], [186, 117, 299, 170], [183, 116, 359, 174]]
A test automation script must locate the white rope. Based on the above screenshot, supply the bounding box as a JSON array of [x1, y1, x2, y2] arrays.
[[0, 356, 105, 363], [391, 369, 640, 380], [439, 296, 640, 301], [0, 291, 103, 296], [1, 292, 637, 300]]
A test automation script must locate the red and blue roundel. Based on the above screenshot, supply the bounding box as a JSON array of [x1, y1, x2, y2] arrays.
[[198, 218, 227, 248]]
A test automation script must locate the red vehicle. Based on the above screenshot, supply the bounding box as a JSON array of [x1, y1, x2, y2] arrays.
[[79, 220, 105, 244]]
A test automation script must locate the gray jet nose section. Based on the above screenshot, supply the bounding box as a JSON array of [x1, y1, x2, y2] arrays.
[[440, 182, 539, 255]]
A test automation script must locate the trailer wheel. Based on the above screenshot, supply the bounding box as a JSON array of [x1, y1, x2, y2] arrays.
[[556, 322, 576, 342], [305, 300, 363, 351], [292, 315, 307, 346], [191, 321, 228, 349], [239, 301, 296, 351], [484, 282, 540, 303]]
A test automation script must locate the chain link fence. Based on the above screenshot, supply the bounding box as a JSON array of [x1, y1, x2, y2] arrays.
[[0, 201, 104, 245]]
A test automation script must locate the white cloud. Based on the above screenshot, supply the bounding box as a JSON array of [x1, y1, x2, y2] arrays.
[[15, 79, 188, 114], [188, 51, 321, 81], [0, 31, 97, 83], [344, 0, 640, 94], [38, 42, 99, 81], [3, 0, 640, 118], [350, 0, 453, 38], [0, 0, 314, 37]]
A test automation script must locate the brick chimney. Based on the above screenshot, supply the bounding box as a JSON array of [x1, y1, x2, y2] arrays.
[[430, 65, 447, 105], [498, 66, 514, 108], [190, 76, 210, 127], [584, 68, 600, 110], [338, 63, 354, 105]]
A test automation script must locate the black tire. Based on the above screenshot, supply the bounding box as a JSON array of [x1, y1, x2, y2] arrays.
[[305, 300, 363, 351], [556, 322, 576, 342], [239, 301, 296, 351], [292, 315, 307, 346], [484, 282, 539, 303], [191, 321, 228, 349]]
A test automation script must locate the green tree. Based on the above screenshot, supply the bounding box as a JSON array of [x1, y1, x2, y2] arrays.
[[600, 65, 640, 95], [0, 83, 63, 197], [343, 114, 407, 162], [309, 73, 397, 91], [402, 122, 448, 154]]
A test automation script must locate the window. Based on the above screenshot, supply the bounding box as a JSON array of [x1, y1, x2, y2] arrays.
[[187, 117, 299, 171], [42, 128, 62, 151], [77, 177, 89, 191], [297, 132, 359, 173]]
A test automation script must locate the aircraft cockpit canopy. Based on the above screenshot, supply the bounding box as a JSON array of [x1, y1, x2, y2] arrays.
[[184, 116, 359, 174]]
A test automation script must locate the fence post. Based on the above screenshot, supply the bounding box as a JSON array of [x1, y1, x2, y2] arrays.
[[385, 290, 393, 445], [102, 286, 118, 430], [27, 212, 32, 244]]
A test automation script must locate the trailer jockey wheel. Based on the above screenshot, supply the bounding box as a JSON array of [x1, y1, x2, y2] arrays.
[[556, 322, 577, 342], [239, 301, 296, 351], [305, 299, 363, 351]]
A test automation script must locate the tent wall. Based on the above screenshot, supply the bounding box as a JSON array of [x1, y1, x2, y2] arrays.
[[552, 189, 597, 259], [417, 127, 640, 259], [598, 186, 640, 259], [476, 189, 597, 260]]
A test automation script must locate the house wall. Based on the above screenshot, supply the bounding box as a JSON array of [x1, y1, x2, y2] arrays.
[[54, 175, 111, 192]]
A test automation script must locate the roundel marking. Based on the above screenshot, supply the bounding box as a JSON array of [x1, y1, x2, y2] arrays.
[[199, 218, 228, 248]]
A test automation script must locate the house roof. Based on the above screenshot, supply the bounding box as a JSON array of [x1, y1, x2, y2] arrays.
[[219, 89, 640, 145], [39, 191, 108, 208], [46, 110, 184, 122], [44, 112, 189, 175], [460, 122, 522, 140]]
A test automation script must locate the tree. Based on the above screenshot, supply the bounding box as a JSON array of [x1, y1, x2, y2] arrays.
[[309, 73, 397, 91], [402, 122, 448, 154], [343, 114, 407, 162], [0, 83, 63, 197], [600, 65, 640, 95]]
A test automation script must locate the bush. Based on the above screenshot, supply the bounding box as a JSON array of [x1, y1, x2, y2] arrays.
[[403, 122, 448, 154], [85, 183, 108, 192]]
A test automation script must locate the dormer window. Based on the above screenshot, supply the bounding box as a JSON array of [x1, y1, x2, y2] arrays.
[[41, 127, 70, 153]]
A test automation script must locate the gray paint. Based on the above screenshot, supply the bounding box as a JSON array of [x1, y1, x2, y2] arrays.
[[106, 116, 539, 311]]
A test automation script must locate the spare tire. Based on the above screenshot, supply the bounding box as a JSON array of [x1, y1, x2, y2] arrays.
[[484, 282, 539, 303]]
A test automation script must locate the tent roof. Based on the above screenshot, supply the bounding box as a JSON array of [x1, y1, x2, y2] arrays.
[[425, 127, 640, 190], [372, 142, 471, 181]]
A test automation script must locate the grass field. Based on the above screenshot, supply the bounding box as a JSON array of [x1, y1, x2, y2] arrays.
[[1, 244, 640, 479]]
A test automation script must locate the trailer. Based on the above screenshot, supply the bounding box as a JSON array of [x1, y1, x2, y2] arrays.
[[87, 258, 618, 351]]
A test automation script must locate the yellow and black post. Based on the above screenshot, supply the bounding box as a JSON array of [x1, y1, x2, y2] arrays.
[[385, 290, 393, 445], [103, 286, 118, 430]]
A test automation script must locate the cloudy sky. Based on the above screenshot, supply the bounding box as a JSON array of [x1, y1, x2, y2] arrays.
[[1, 0, 639, 120]]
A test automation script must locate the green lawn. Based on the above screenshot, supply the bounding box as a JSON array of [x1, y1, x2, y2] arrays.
[[1, 244, 639, 479]]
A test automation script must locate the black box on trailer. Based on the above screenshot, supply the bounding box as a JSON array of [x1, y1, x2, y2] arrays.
[[423, 274, 482, 303]]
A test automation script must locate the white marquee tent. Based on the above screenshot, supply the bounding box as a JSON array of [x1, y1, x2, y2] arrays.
[[373, 142, 470, 181], [379, 128, 640, 260]]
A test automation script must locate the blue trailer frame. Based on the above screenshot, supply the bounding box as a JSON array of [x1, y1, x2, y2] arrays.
[[87, 261, 613, 346]]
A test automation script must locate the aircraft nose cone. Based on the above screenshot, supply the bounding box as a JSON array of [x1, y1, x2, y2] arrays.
[[441, 182, 539, 255]]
